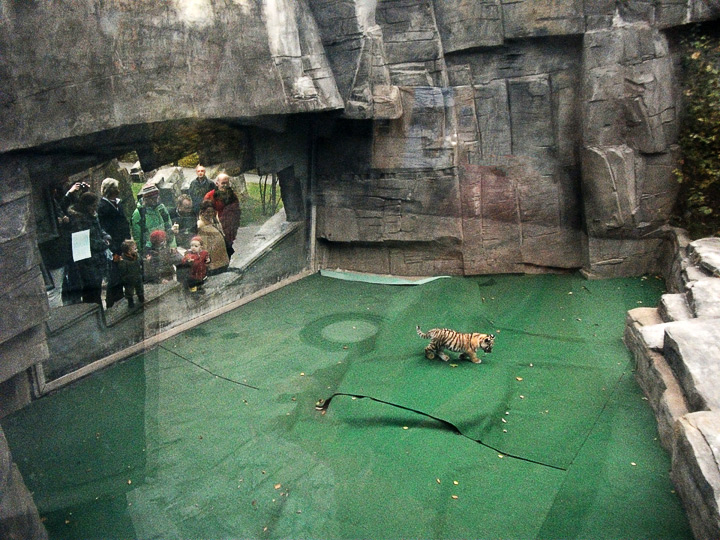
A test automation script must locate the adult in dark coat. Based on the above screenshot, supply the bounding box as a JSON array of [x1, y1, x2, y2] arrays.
[[98, 178, 131, 308], [68, 192, 111, 306], [58, 180, 96, 304], [187, 164, 214, 216], [170, 194, 198, 249], [52, 182, 82, 305]]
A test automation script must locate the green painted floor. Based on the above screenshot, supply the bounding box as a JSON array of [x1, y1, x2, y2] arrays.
[[2, 273, 693, 539]]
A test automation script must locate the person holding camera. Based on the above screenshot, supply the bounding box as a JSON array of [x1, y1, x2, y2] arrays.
[[67, 192, 111, 306], [57, 180, 91, 304]]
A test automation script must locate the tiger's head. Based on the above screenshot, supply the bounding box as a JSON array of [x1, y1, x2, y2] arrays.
[[479, 333, 495, 353]]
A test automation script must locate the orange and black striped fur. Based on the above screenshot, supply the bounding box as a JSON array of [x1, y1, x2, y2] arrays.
[[416, 326, 494, 363]]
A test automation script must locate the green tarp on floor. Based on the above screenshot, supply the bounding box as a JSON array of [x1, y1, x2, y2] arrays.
[[2, 273, 693, 539]]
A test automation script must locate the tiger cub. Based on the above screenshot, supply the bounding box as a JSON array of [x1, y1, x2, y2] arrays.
[[416, 326, 495, 363]]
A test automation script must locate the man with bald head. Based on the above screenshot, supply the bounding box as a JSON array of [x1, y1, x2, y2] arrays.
[[188, 164, 214, 216], [203, 173, 241, 257]]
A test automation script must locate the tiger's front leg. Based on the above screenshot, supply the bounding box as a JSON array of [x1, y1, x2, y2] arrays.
[[467, 351, 481, 363]]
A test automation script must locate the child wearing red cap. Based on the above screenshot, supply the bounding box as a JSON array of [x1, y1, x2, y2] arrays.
[[179, 236, 210, 293]]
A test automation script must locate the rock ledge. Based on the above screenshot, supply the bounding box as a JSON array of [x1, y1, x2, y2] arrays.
[[625, 235, 720, 540]]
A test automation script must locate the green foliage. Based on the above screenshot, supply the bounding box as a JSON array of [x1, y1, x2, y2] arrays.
[[674, 31, 720, 238], [177, 152, 200, 168], [118, 150, 139, 163], [240, 182, 283, 227], [131, 181, 143, 200]]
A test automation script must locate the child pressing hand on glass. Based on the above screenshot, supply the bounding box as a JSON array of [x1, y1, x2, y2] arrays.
[[145, 230, 182, 284]]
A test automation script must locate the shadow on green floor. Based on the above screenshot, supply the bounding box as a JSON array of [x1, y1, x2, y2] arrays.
[[2, 272, 693, 539]]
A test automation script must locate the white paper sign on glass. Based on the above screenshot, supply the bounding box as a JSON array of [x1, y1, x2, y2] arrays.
[[72, 229, 91, 261]]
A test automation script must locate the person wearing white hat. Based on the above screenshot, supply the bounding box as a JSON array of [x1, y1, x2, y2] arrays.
[[131, 182, 176, 254]]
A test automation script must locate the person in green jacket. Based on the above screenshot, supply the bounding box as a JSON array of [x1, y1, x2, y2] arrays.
[[131, 183, 177, 254]]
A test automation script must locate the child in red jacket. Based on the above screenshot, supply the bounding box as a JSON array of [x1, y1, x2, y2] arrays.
[[179, 236, 210, 293]]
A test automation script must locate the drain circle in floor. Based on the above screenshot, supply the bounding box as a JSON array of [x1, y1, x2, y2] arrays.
[[300, 313, 384, 351], [321, 320, 378, 343]]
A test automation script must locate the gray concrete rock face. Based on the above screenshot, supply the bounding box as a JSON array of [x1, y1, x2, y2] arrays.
[[316, 32, 585, 275], [656, 0, 720, 28], [433, 0, 503, 52], [501, 0, 585, 39], [2, 0, 703, 285], [579, 22, 680, 275], [0, 157, 49, 391], [581, 24, 678, 213], [659, 293, 693, 322], [0, 0, 343, 151], [309, 2, 690, 278]]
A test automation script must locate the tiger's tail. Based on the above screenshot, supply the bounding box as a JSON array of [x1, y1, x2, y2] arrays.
[[416, 325, 430, 339]]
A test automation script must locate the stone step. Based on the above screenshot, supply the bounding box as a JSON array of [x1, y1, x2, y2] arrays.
[[682, 262, 713, 285], [671, 411, 720, 540], [688, 237, 720, 277], [658, 293, 693, 322], [663, 319, 720, 413], [687, 278, 720, 319], [625, 307, 665, 350], [624, 308, 691, 450]]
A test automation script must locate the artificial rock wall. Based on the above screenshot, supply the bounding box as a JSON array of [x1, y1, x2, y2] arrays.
[[311, 0, 718, 277]]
